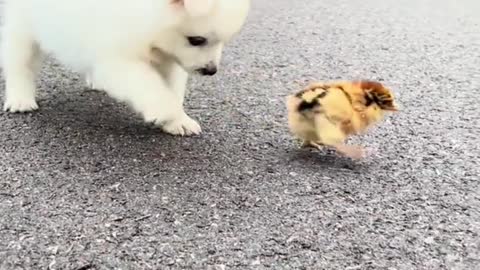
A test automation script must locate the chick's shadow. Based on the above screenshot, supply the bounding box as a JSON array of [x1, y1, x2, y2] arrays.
[[287, 146, 369, 172]]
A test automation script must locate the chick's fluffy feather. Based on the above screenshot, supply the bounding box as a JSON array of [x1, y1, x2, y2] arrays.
[[286, 80, 398, 159]]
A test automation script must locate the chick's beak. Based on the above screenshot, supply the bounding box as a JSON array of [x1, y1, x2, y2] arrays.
[[386, 103, 399, 111]]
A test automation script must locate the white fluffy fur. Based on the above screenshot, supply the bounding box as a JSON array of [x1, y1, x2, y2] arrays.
[[1, 0, 250, 135]]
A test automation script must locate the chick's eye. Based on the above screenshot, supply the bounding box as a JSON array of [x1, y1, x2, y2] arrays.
[[187, 36, 207, 46]]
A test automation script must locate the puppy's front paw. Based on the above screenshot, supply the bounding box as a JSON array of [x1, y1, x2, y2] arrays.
[[85, 74, 102, 90], [162, 113, 202, 136], [3, 95, 39, 113]]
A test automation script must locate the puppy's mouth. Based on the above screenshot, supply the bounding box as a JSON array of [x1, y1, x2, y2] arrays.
[[150, 47, 219, 76]]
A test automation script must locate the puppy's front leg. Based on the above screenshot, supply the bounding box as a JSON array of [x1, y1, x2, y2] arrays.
[[151, 56, 189, 103], [2, 20, 42, 112], [93, 59, 201, 136], [166, 63, 189, 104]]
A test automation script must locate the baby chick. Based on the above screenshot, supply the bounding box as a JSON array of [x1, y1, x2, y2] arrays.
[[286, 80, 398, 159]]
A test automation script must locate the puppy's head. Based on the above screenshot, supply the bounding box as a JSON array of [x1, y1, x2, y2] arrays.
[[162, 0, 251, 76]]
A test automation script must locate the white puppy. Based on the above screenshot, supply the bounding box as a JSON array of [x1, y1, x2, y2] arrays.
[[1, 0, 250, 135]]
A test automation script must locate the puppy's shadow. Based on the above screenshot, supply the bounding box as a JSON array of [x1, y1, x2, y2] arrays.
[[20, 90, 214, 163]]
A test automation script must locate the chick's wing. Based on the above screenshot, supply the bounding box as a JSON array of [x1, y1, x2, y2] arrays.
[[318, 89, 354, 126], [313, 113, 347, 146]]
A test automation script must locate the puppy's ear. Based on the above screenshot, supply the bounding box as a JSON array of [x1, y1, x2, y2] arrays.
[[173, 0, 215, 17]]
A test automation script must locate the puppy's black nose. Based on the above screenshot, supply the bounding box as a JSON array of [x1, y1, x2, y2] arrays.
[[198, 66, 217, 76]]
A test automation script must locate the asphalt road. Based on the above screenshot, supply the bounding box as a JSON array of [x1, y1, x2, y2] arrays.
[[1, 0, 479, 269]]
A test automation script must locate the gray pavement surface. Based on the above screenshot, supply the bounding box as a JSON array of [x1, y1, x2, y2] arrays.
[[1, 0, 480, 269]]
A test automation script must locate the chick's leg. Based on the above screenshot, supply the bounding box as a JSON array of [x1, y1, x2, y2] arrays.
[[333, 144, 365, 160], [313, 114, 364, 159], [301, 141, 324, 149]]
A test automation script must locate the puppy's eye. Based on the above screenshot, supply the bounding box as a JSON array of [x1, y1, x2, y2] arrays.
[[187, 36, 207, 46]]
